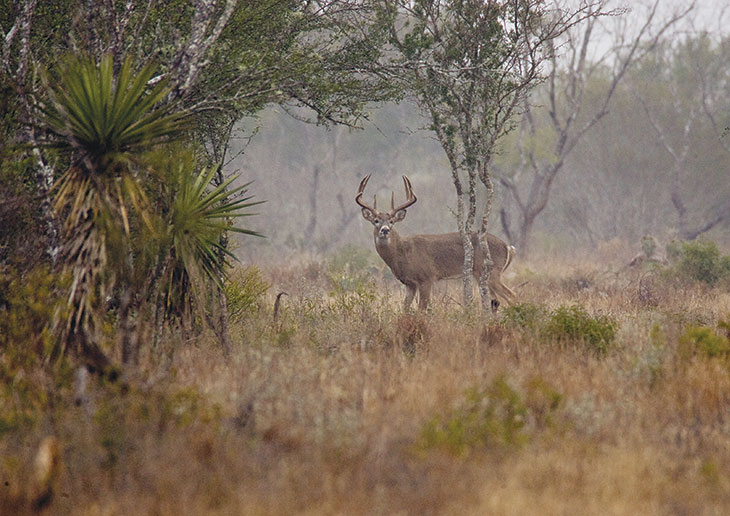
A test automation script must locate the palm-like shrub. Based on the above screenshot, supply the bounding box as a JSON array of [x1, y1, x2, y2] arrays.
[[39, 54, 259, 365], [41, 54, 187, 358], [159, 159, 262, 319], [41, 55, 187, 360]]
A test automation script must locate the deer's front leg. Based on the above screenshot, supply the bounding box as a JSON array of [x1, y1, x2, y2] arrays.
[[417, 282, 432, 310], [404, 284, 416, 311]]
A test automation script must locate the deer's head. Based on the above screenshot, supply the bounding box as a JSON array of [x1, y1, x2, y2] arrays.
[[355, 174, 417, 246]]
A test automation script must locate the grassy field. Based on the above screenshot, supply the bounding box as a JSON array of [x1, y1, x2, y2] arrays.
[[4, 243, 730, 515]]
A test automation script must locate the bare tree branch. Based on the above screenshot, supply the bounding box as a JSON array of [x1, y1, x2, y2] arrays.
[[496, 0, 693, 254]]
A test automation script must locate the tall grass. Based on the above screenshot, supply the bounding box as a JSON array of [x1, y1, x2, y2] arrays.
[[4, 249, 730, 514]]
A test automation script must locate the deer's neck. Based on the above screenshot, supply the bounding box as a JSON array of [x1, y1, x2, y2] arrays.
[[374, 231, 403, 270]]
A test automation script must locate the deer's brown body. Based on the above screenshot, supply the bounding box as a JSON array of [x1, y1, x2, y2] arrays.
[[356, 175, 516, 310]]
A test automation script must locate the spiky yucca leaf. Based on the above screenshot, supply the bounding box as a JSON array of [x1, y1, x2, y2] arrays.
[[42, 54, 186, 169], [170, 165, 262, 288]]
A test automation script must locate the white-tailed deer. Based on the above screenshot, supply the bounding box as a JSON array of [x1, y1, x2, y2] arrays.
[[356, 174, 516, 311]]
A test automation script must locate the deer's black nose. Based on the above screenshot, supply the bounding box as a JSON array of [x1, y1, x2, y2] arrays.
[[379, 226, 390, 237]]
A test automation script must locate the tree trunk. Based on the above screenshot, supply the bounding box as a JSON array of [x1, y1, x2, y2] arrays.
[[460, 223, 475, 306], [305, 166, 320, 245], [477, 168, 495, 310], [515, 211, 538, 257], [216, 291, 232, 356]]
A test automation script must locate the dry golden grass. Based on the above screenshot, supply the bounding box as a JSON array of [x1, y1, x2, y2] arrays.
[[4, 251, 730, 515]]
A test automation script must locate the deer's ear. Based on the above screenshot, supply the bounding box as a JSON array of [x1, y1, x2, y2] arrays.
[[361, 208, 376, 222], [393, 209, 407, 222]]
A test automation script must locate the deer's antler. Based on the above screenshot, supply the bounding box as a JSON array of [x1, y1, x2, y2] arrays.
[[389, 175, 417, 215], [355, 174, 376, 212]]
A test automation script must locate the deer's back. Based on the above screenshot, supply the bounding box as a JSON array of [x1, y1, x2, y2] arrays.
[[389, 232, 509, 283]]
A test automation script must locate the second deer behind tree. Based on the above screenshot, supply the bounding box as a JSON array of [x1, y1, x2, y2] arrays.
[[355, 174, 516, 311]]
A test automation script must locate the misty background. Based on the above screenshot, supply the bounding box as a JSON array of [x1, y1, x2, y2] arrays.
[[230, 1, 730, 264]]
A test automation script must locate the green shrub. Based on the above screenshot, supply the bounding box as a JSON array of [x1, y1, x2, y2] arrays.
[[679, 325, 730, 359], [719, 255, 730, 279], [225, 266, 270, 322], [543, 305, 618, 356], [673, 239, 730, 285], [0, 266, 63, 363], [500, 303, 618, 356], [416, 377, 529, 457], [524, 377, 564, 429], [416, 376, 564, 458]]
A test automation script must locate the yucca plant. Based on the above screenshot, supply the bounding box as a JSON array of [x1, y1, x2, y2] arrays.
[[160, 160, 262, 324], [40, 53, 188, 364], [171, 166, 261, 285]]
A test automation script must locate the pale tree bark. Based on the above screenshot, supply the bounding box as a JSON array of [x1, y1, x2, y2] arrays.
[[477, 166, 495, 308], [496, 0, 693, 255], [168, 0, 238, 101], [2, 0, 59, 260], [427, 113, 474, 304]]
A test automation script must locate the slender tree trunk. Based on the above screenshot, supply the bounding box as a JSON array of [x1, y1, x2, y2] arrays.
[[459, 218, 475, 306], [212, 249, 232, 357], [477, 166, 495, 310], [432, 109, 476, 307], [305, 166, 320, 245], [515, 211, 538, 257], [458, 173, 479, 306], [32, 150, 59, 263], [210, 151, 234, 357], [216, 290, 232, 356], [6, 0, 59, 262]]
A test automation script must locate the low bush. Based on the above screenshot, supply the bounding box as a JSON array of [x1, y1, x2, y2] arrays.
[[0, 267, 67, 434], [415, 376, 564, 458], [500, 303, 618, 356], [679, 323, 730, 360], [416, 377, 528, 457], [543, 305, 618, 356], [0, 266, 63, 363], [672, 239, 730, 286]]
